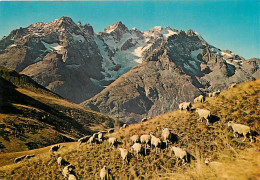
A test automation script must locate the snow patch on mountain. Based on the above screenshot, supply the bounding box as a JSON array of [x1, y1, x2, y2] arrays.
[[42, 41, 63, 53], [191, 49, 203, 62], [72, 33, 85, 42]]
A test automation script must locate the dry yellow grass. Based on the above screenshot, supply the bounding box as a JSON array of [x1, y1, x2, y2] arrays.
[[0, 79, 259, 179]]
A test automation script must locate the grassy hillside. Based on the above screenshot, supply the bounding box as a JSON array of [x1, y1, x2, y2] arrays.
[[0, 66, 115, 153], [0, 78, 259, 179]]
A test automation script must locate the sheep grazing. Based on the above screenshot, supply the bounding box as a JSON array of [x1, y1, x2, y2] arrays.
[[107, 128, 114, 133], [68, 174, 77, 180], [118, 148, 129, 165], [92, 133, 99, 138], [62, 164, 76, 179], [140, 134, 151, 155], [87, 136, 96, 145], [122, 124, 128, 128], [194, 95, 205, 103], [161, 128, 172, 148], [208, 93, 212, 97], [141, 117, 148, 122], [212, 90, 220, 97], [25, 154, 35, 159], [150, 132, 161, 154], [57, 157, 69, 169], [131, 143, 142, 159], [130, 135, 139, 144], [49, 144, 61, 152], [100, 166, 108, 180], [196, 108, 211, 125], [170, 146, 187, 164], [179, 102, 192, 111], [98, 132, 104, 143], [108, 137, 117, 148], [229, 83, 237, 90], [14, 155, 26, 163], [228, 121, 252, 142], [78, 135, 91, 146]]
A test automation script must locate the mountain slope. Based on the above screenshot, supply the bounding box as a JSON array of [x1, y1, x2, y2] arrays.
[[0, 66, 114, 153], [0, 78, 259, 179], [83, 31, 260, 123]]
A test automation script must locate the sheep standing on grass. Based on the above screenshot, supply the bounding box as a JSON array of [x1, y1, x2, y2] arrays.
[[25, 154, 35, 159], [62, 164, 76, 179], [68, 174, 77, 180], [49, 144, 61, 152], [150, 132, 161, 154], [57, 157, 69, 169], [107, 129, 114, 133], [108, 137, 117, 148], [196, 108, 211, 125], [123, 124, 128, 128], [179, 102, 192, 111], [78, 135, 91, 146], [140, 134, 151, 155], [141, 118, 148, 122], [229, 83, 237, 90], [100, 166, 108, 180], [98, 132, 104, 143], [130, 135, 139, 144], [161, 128, 171, 148], [118, 148, 129, 165], [131, 143, 142, 159], [87, 136, 96, 145], [208, 93, 212, 97], [212, 90, 220, 97], [194, 95, 205, 103], [228, 121, 252, 142], [170, 146, 187, 164], [14, 155, 26, 163]]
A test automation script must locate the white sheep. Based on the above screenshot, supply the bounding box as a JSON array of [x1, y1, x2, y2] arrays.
[[107, 129, 114, 133], [87, 136, 96, 145], [228, 121, 252, 142], [208, 93, 212, 97], [62, 164, 75, 179], [68, 174, 77, 180], [49, 144, 61, 152], [118, 148, 129, 165], [78, 135, 91, 146], [100, 166, 108, 180], [14, 155, 26, 163], [25, 154, 35, 159], [161, 128, 171, 148], [140, 134, 151, 155], [141, 118, 148, 122], [179, 102, 192, 111], [196, 108, 211, 125], [131, 143, 142, 159], [229, 83, 237, 90], [108, 137, 117, 148], [170, 146, 187, 164], [123, 124, 128, 128], [194, 95, 205, 103], [150, 132, 161, 154], [92, 133, 99, 138], [212, 90, 220, 97], [130, 135, 139, 144], [98, 132, 104, 143], [57, 157, 69, 169]]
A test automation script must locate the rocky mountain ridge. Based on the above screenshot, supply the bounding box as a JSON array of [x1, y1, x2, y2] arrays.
[[0, 16, 259, 122]]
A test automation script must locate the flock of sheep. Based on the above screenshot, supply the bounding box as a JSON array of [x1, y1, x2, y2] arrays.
[[13, 83, 254, 179]]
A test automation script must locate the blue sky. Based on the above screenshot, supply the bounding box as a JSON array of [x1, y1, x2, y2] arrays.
[[0, 1, 259, 59]]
